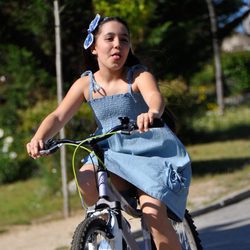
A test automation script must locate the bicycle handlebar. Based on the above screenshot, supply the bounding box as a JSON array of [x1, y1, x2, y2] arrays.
[[39, 116, 164, 155]]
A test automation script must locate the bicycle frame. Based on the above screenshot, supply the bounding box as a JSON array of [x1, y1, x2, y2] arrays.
[[86, 144, 154, 250]]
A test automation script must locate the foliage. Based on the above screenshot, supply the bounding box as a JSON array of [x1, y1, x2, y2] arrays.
[[139, 0, 248, 80], [192, 105, 250, 133], [190, 105, 250, 143], [0, 131, 38, 184], [93, 0, 156, 45], [222, 51, 250, 95], [0, 1, 54, 74], [190, 51, 250, 97], [159, 78, 207, 142], [190, 64, 214, 86], [0, 44, 54, 184], [0, 45, 54, 109]]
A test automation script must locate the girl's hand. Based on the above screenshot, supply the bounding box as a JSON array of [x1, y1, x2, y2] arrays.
[[26, 138, 44, 159], [137, 111, 160, 133]]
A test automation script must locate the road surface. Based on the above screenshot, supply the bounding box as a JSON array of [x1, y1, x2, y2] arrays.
[[194, 198, 250, 250], [0, 198, 249, 250]]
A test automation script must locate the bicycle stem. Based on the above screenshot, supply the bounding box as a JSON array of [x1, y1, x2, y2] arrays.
[[97, 170, 109, 198]]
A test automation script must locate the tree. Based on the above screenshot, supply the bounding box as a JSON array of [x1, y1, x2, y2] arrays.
[[206, 0, 224, 114], [140, 0, 249, 81], [93, 0, 156, 46], [54, 0, 69, 218]]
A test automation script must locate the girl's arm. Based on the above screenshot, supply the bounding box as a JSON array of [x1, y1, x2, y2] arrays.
[[134, 71, 165, 132], [27, 77, 87, 158]]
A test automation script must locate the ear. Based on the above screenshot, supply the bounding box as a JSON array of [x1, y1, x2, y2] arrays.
[[91, 48, 97, 55]]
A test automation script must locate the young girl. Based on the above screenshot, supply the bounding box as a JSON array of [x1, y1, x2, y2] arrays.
[[27, 14, 191, 250]]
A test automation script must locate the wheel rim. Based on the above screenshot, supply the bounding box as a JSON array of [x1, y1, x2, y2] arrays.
[[86, 229, 113, 250]]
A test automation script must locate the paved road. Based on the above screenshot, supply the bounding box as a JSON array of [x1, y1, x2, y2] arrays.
[[194, 198, 250, 250]]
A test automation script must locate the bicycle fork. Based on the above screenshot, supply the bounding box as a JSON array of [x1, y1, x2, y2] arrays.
[[96, 170, 154, 250]]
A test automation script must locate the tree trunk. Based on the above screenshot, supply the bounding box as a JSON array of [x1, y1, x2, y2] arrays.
[[206, 0, 224, 114], [54, 0, 69, 218]]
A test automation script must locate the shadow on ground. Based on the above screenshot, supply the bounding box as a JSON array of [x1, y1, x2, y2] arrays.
[[198, 219, 250, 250], [185, 124, 250, 144], [191, 157, 250, 176]]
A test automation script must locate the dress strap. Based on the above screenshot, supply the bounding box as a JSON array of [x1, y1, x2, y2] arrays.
[[81, 70, 101, 101], [127, 64, 148, 94]]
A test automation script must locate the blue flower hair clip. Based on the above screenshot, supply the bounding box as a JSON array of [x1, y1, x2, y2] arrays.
[[84, 14, 101, 49]]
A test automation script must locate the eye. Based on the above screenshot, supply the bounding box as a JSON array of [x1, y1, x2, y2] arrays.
[[121, 37, 129, 43], [104, 36, 114, 41]]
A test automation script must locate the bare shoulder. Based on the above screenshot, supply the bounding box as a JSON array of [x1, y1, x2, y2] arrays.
[[70, 75, 90, 100], [133, 69, 157, 91], [136, 70, 156, 81], [73, 75, 89, 88]]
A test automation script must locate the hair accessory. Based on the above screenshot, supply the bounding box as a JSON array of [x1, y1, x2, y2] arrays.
[[84, 14, 101, 49]]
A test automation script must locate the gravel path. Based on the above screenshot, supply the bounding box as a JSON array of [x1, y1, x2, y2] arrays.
[[0, 211, 140, 250], [0, 212, 84, 250]]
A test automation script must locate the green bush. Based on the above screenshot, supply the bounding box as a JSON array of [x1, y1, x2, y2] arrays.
[[190, 51, 250, 97], [159, 78, 207, 143], [190, 64, 214, 86], [0, 44, 55, 184], [0, 148, 38, 184], [222, 51, 250, 95]]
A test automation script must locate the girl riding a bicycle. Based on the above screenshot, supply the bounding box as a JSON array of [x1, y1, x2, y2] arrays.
[[27, 14, 191, 250]]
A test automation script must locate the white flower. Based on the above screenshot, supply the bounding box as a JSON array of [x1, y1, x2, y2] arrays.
[[0, 75, 6, 82], [2, 144, 8, 153], [5, 136, 13, 144], [9, 152, 17, 159], [51, 168, 57, 174], [0, 128, 4, 138], [2, 136, 14, 153]]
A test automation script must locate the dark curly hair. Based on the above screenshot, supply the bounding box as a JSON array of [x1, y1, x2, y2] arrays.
[[83, 16, 140, 72]]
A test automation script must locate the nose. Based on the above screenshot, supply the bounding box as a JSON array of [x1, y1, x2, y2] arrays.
[[114, 37, 121, 48]]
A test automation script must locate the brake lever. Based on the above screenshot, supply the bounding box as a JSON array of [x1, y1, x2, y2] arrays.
[[39, 139, 62, 155], [40, 143, 63, 155]]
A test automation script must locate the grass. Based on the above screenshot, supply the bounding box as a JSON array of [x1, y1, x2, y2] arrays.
[[0, 104, 249, 229], [190, 105, 250, 143], [187, 139, 250, 209], [186, 105, 250, 209], [0, 178, 82, 230]]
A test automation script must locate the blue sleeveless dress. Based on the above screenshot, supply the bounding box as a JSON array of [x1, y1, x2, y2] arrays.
[[81, 65, 191, 220]]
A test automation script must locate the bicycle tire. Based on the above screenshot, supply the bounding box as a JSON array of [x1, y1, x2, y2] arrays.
[[71, 216, 114, 250], [171, 209, 203, 250]]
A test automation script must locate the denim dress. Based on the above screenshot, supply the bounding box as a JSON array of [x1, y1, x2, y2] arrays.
[[82, 65, 191, 220]]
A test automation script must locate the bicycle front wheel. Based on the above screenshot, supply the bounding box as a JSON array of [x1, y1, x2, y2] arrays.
[[71, 216, 114, 250], [171, 210, 203, 250]]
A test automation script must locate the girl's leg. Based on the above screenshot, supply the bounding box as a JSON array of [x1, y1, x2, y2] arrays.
[[77, 164, 99, 206], [138, 190, 181, 250], [77, 164, 133, 206]]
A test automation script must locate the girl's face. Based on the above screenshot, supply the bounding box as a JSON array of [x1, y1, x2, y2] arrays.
[[92, 21, 130, 71]]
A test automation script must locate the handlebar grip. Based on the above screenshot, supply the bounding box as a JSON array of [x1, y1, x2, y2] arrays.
[[150, 118, 165, 128], [120, 118, 165, 135], [133, 118, 165, 129]]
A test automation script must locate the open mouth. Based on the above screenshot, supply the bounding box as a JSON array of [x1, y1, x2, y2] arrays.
[[111, 53, 121, 60]]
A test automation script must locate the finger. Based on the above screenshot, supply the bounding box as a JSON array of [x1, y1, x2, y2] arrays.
[[148, 112, 154, 125], [26, 143, 31, 154], [33, 144, 39, 155], [143, 114, 150, 131], [137, 115, 144, 132], [38, 140, 44, 150]]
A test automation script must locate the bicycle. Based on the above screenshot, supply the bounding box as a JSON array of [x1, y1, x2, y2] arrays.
[[40, 116, 203, 250]]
